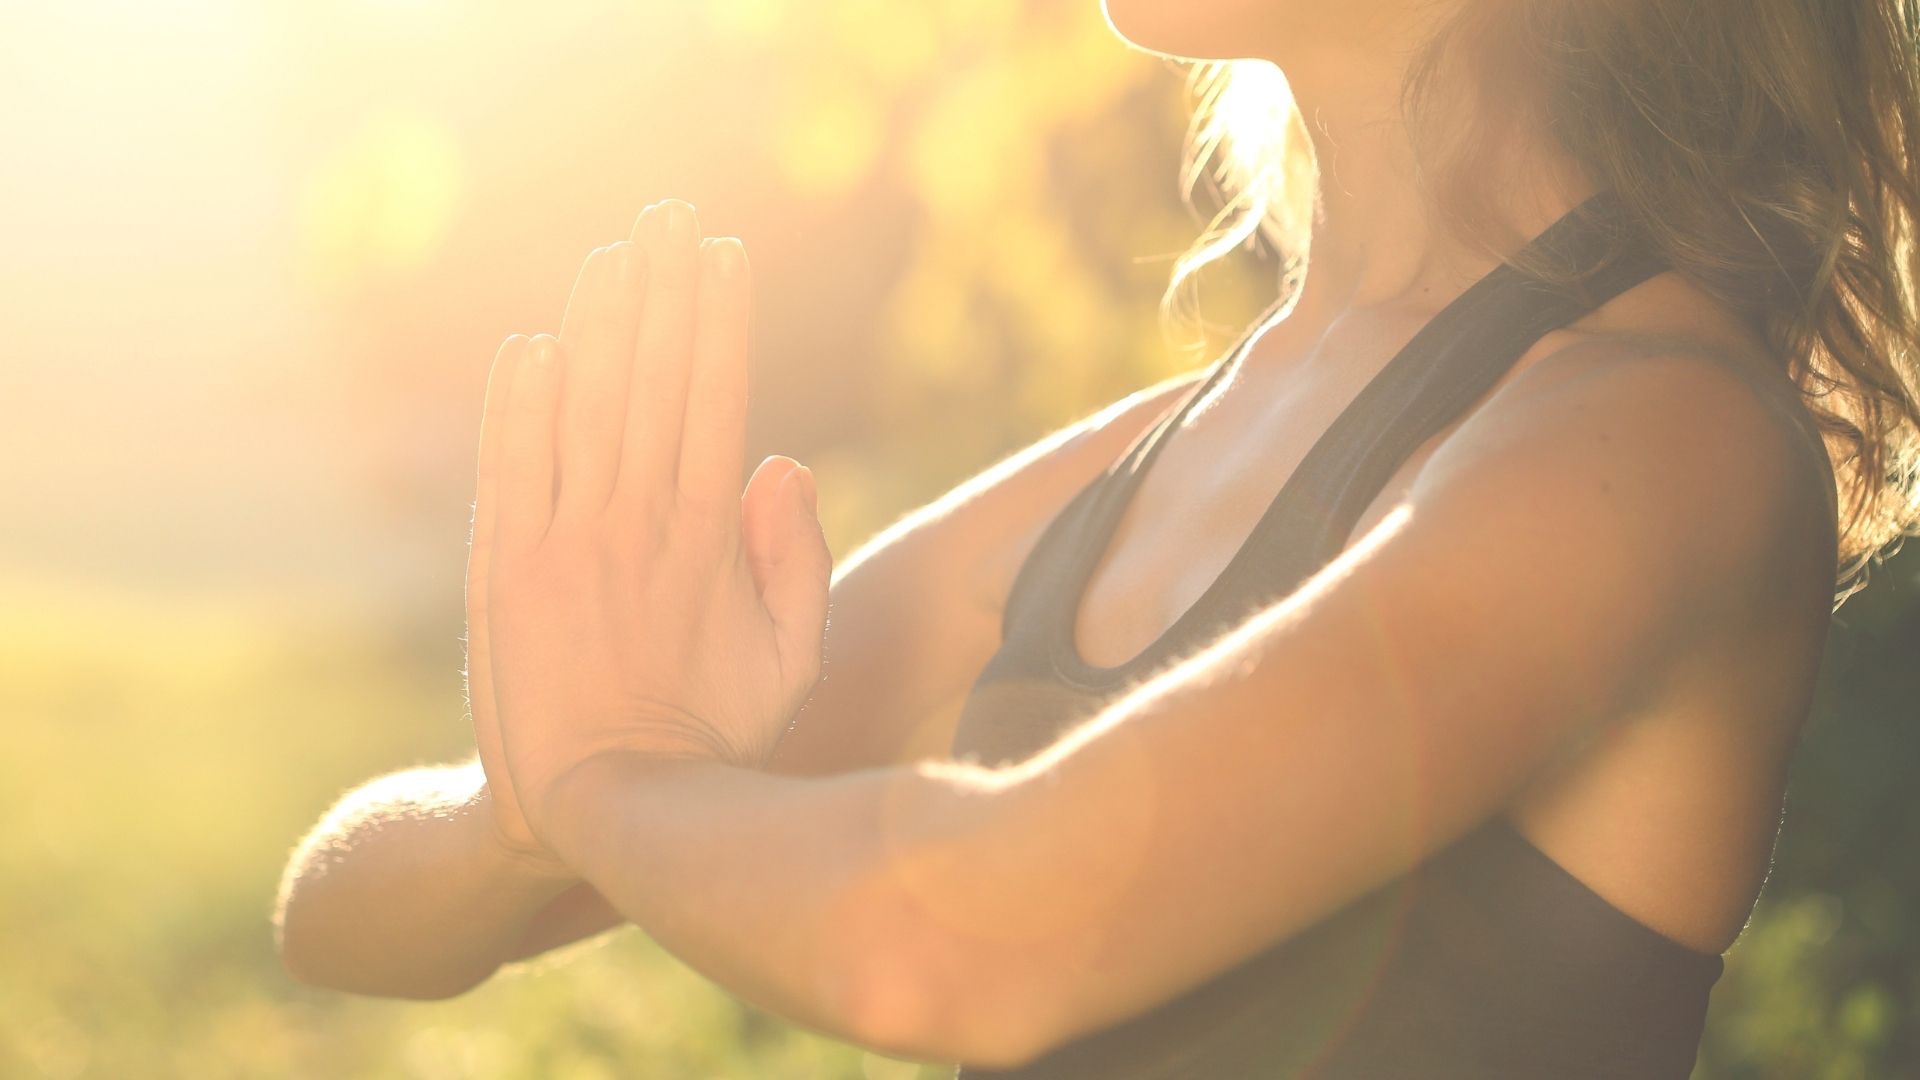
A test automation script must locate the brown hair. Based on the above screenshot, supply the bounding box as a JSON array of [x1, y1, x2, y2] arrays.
[[1177, 1, 1920, 606]]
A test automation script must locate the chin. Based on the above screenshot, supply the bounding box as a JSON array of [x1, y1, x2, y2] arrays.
[[1101, 0, 1277, 60]]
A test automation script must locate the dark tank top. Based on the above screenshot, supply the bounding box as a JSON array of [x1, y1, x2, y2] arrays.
[[947, 191, 1725, 1079]]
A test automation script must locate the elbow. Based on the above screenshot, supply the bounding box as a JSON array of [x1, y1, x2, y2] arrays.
[[837, 957, 1059, 1072], [274, 911, 327, 991], [823, 768, 1089, 1070], [828, 880, 1066, 1070], [274, 878, 491, 1001], [277, 924, 491, 1001], [272, 864, 334, 988]]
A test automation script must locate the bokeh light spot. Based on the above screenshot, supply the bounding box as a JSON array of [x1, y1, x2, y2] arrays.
[[776, 81, 887, 198], [298, 111, 464, 292]]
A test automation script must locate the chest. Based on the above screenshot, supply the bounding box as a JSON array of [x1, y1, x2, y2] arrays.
[[1067, 348, 1532, 673]]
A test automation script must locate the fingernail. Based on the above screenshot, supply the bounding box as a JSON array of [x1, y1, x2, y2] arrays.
[[797, 465, 817, 515], [710, 237, 746, 279], [638, 203, 666, 242], [665, 200, 697, 245], [530, 336, 558, 368]]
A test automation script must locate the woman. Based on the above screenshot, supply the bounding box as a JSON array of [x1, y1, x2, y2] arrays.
[[276, 1, 1920, 1076]]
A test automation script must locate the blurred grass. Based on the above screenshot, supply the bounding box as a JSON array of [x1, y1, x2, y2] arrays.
[[0, 581, 948, 1079]]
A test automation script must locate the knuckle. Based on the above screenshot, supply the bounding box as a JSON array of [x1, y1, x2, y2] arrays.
[[530, 516, 578, 553], [578, 247, 613, 284], [604, 496, 657, 543], [675, 486, 737, 526], [658, 514, 714, 564]]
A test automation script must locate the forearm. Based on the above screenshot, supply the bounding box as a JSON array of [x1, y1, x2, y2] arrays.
[[540, 751, 1040, 1061], [275, 762, 611, 999]]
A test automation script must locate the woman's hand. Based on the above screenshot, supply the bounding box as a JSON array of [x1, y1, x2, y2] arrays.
[[479, 200, 833, 840]]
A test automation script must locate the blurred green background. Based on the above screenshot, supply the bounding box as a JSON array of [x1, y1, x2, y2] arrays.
[[1, 2, 1915, 1077]]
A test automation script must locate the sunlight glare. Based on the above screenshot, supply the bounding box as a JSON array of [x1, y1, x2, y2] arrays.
[[298, 113, 465, 292], [777, 82, 887, 197]]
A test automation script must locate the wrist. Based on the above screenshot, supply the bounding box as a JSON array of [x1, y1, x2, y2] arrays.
[[464, 782, 577, 886], [533, 749, 720, 872]]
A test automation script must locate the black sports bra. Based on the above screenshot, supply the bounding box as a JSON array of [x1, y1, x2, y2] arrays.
[[946, 191, 1725, 1078]]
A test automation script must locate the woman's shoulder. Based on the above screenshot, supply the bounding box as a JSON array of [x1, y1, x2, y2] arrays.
[[1428, 328, 1840, 620]]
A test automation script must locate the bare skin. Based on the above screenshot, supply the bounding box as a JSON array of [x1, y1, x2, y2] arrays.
[[411, 208, 1835, 1068], [272, 277, 1206, 997], [277, 0, 1840, 1063]]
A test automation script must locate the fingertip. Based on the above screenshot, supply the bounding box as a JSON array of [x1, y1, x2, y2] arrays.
[[487, 336, 531, 400], [773, 460, 801, 497], [706, 237, 748, 280], [630, 201, 662, 242], [662, 199, 699, 248], [744, 454, 798, 501], [527, 333, 561, 371], [576, 246, 614, 294]]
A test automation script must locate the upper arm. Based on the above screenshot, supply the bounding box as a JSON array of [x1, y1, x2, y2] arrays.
[[886, 342, 1838, 1060], [767, 368, 1209, 776]]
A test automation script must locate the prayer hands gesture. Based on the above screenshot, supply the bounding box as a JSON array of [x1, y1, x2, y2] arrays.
[[464, 200, 831, 850]]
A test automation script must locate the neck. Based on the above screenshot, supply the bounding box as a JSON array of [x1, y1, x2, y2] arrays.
[[1251, 17, 1595, 352]]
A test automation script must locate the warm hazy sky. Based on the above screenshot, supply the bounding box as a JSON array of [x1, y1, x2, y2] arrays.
[[1, 3, 771, 607], [0, 1, 1206, 626]]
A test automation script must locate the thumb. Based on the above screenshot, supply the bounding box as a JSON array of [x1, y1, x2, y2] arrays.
[[742, 454, 802, 596], [761, 463, 831, 689]]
